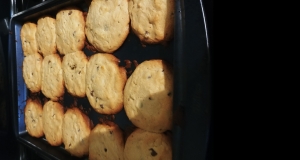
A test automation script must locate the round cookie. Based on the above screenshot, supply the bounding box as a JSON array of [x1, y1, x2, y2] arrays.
[[20, 22, 38, 56], [36, 16, 57, 57], [62, 107, 91, 157], [85, 0, 130, 53], [124, 128, 172, 160], [22, 53, 43, 93], [62, 51, 88, 97], [24, 98, 44, 138], [128, 0, 175, 44], [85, 53, 127, 114], [89, 122, 124, 160], [41, 54, 64, 101], [56, 8, 85, 55], [42, 100, 64, 146], [124, 60, 173, 133]]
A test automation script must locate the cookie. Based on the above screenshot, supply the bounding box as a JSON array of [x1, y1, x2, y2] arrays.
[[36, 16, 57, 57], [22, 53, 43, 93], [41, 54, 64, 101], [20, 22, 38, 56], [124, 128, 172, 160], [24, 98, 44, 138], [86, 53, 127, 114], [124, 60, 173, 133], [85, 0, 130, 53], [128, 0, 175, 44], [89, 122, 124, 160], [42, 100, 64, 146], [62, 107, 91, 157], [62, 51, 88, 97], [56, 8, 85, 55]]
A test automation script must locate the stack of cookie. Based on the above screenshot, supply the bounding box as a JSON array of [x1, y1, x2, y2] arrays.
[[21, 22, 43, 94], [21, 7, 93, 157], [85, 0, 175, 53], [84, 0, 131, 158], [37, 16, 64, 101], [20, 0, 175, 158], [20, 15, 64, 104], [123, 59, 174, 160], [85, 53, 127, 159]]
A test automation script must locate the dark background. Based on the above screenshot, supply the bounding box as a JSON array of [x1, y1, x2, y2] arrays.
[[1, 0, 18, 159]]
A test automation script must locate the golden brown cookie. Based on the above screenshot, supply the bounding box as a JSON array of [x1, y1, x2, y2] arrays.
[[89, 122, 124, 160], [56, 8, 85, 55], [62, 51, 88, 97], [128, 0, 175, 44], [22, 53, 43, 93], [86, 53, 127, 114], [36, 16, 57, 57], [41, 54, 64, 101], [20, 22, 38, 56], [24, 98, 44, 138], [124, 60, 173, 133], [85, 0, 130, 53], [42, 100, 64, 146], [124, 128, 172, 160], [62, 107, 91, 157]]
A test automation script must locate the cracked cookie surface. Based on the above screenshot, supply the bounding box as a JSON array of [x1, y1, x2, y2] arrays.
[[85, 53, 127, 114], [62, 107, 91, 157], [41, 54, 64, 101], [62, 51, 88, 97], [36, 16, 57, 56], [42, 100, 64, 146], [128, 0, 175, 44], [124, 128, 172, 160], [85, 0, 130, 53], [20, 22, 38, 56], [56, 8, 85, 55], [124, 60, 173, 133], [89, 122, 124, 160], [24, 98, 44, 138], [22, 53, 43, 93]]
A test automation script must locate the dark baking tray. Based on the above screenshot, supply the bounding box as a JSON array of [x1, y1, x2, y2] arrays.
[[8, 0, 211, 159]]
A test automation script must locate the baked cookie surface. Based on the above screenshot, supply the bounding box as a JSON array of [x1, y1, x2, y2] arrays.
[[22, 53, 43, 93], [124, 128, 172, 160], [56, 8, 85, 55], [124, 60, 173, 133], [62, 107, 91, 157], [85, 0, 130, 53], [86, 53, 127, 114], [41, 54, 64, 101], [20, 22, 38, 56], [24, 98, 44, 138], [36, 16, 57, 57], [128, 0, 175, 44], [42, 100, 64, 146], [89, 122, 124, 160], [62, 51, 87, 97]]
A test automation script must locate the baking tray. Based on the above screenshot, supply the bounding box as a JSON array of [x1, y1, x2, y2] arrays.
[[8, 0, 211, 159]]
